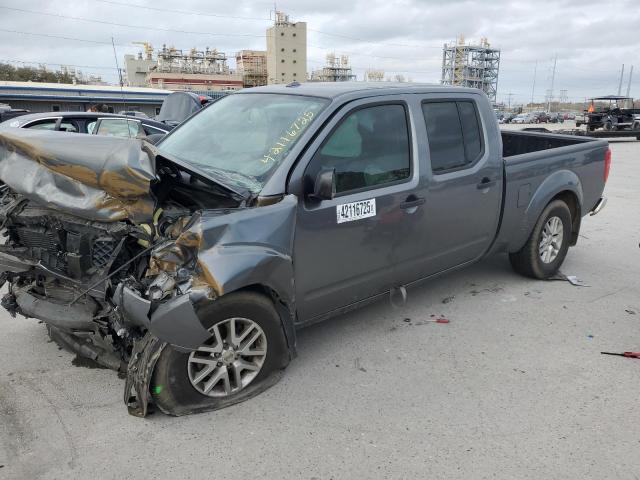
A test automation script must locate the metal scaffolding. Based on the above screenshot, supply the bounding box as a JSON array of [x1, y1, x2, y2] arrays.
[[155, 45, 230, 75], [236, 50, 267, 87], [310, 54, 357, 82], [441, 36, 500, 101]]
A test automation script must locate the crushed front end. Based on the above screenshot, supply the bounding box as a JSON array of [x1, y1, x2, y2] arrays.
[[0, 129, 251, 416]]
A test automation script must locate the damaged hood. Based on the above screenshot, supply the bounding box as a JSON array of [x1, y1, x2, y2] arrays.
[[0, 128, 157, 223]]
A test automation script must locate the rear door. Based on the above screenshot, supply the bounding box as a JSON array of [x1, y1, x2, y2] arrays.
[[404, 95, 502, 279], [293, 97, 424, 321]]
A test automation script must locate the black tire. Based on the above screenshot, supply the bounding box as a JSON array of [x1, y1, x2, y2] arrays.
[[509, 200, 572, 279], [603, 120, 613, 131], [150, 291, 290, 416]]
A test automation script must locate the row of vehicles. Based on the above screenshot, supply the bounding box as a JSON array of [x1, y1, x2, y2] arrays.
[[0, 83, 610, 416], [497, 111, 576, 124], [0, 91, 212, 142]]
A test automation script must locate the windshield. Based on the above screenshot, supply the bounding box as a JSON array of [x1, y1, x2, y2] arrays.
[[158, 93, 329, 193]]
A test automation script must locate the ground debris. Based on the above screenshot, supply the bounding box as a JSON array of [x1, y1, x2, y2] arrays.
[[547, 271, 589, 287], [442, 296, 455, 304], [354, 358, 367, 373], [625, 309, 636, 315]]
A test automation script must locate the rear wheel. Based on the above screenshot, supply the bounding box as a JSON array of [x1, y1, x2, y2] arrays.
[[150, 291, 289, 415], [509, 200, 572, 279]]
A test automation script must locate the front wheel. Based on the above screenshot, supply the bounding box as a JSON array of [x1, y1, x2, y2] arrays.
[[509, 200, 572, 279], [150, 291, 290, 415]]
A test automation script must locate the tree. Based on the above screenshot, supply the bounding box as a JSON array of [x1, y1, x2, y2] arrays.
[[0, 63, 88, 84]]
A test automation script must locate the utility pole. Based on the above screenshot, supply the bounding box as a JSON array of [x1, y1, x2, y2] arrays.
[[507, 92, 514, 110], [617, 64, 625, 96], [547, 54, 557, 113], [531, 60, 537, 107], [626, 65, 634, 101]]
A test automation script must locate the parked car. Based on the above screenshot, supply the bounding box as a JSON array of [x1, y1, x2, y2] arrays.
[[0, 83, 609, 416], [549, 112, 564, 123], [511, 113, 534, 124], [0, 111, 173, 140], [502, 112, 517, 124], [0, 103, 29, 123], [532, 112, 550, 123], [156, 91, 214, 127], [119, 110, 149, 118]]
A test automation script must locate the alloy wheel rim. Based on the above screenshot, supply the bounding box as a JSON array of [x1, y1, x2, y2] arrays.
[[187, 317, 267, 397], [539, 216, 564, 264]]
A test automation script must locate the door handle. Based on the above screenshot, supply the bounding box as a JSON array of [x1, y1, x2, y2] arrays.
[[477, 177, 496, 189], [400, 196, 426, 209]]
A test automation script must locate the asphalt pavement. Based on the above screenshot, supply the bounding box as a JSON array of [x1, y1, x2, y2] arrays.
[[1, 125, 639, 480]]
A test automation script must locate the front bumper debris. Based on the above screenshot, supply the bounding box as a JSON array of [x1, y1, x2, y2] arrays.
[[124, 333, 167, 417], [116, 285, 211, 352]]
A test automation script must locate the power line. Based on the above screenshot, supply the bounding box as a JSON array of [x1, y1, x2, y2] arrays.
[[94, 0, 271, 22], [307, 29, 441, 49], [0, 28, 120, 46], [2, 6, 439, 65], [91, 1, 443, 50], [0, 6, 267, 38]]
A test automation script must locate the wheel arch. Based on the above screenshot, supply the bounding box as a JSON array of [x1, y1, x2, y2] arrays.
[[220, 282, 297, 358], [510, 170, 583, 252]]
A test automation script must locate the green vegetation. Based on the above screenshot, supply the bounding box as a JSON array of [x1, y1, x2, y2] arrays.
[[0, 63, 87, 84]]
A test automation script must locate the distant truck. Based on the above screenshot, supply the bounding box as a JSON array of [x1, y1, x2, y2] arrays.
[[0, 83, 610, 416]]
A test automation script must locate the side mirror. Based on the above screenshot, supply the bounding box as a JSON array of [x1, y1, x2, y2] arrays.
[[308, 168, 336, 200]]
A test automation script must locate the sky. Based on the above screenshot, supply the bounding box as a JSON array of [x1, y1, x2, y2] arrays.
[[0, 0, 638, 105]]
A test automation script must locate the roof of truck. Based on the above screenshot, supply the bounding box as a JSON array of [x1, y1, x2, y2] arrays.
[[239, 82, 484, 99]]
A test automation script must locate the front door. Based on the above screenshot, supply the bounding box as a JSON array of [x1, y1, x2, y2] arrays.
[[293, 99, 423, 321]]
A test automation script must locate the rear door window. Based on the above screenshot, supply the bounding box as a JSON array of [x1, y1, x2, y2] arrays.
[[422, 100, 484, 173], [58, 120, 80, 133], [94, 118, 144, 138], [24, 119, 59, 130], [312, 104, 411, 194]]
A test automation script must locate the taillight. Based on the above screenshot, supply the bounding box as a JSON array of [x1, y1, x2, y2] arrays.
[[604, 148, 612, 183]]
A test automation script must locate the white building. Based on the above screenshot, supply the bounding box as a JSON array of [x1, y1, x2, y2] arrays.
[[266, 12, 307, 85]]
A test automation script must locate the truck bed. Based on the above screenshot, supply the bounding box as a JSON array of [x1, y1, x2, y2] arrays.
[[492, 130, 609, 255], [501, 130, 591, 158]]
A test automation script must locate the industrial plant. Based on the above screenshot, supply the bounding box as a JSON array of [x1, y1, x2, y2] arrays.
[[441, 35, 501, 101], [310, 54, 357, 82]]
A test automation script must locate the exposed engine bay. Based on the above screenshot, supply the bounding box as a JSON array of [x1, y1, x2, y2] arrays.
[[0, 129, 260, 416]]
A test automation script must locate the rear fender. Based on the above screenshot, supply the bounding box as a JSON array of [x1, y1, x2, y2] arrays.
[[510, 170, 583, 252]]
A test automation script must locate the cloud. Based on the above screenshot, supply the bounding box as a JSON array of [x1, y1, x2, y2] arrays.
[[0, 0, 637, 103]]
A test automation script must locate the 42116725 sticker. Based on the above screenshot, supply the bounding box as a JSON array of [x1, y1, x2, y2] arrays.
[[336, 198, 376, 224]]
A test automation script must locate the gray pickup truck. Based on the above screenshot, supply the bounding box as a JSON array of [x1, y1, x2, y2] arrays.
[[0, 83, 609, 416]]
